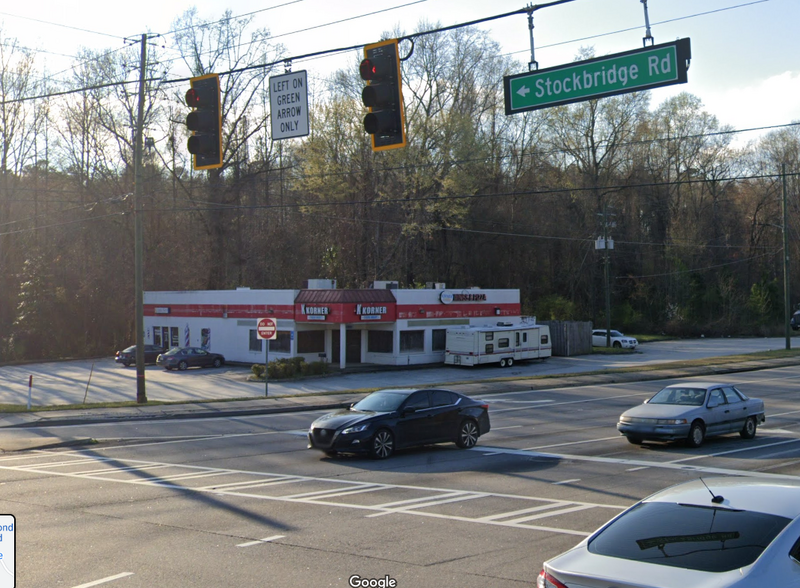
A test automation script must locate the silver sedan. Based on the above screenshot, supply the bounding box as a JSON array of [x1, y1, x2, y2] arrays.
[[617, 382, 765, 447], [537, 477, 800, 588]]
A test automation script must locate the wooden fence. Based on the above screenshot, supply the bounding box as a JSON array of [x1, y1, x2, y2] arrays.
[[540, 320, 593, 356]]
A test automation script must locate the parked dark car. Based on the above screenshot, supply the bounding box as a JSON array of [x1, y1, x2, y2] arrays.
[[308, 388, 491, 459], [115, 344, 165, 367], [156, 347, 225, 371]]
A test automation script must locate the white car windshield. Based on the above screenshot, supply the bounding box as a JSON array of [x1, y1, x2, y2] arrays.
[[649, 387, 705, 406]]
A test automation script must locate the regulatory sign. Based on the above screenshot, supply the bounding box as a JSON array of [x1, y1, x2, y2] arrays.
[[270, 70, 309, 140], [256, 317, 277, 340], [504, 38, 691, 115]]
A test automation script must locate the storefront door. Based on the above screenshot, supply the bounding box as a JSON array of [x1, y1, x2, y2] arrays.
[[332, 330, 362, 364]]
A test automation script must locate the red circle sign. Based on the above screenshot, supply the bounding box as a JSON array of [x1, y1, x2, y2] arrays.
[[257, 317, 277, 339]]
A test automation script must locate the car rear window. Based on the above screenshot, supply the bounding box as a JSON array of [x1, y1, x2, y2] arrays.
[[588, 502, 790, 572]]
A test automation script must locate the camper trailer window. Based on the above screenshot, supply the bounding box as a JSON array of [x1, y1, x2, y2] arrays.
[[485, 344, 494, 354], [498, 338, 510, 349], [485, 332, 494, 341], [541, 335, 549, 344]]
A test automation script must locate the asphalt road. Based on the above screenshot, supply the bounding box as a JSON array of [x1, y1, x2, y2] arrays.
[[4, 364, 800, 587], [0, 337, 795, 407]]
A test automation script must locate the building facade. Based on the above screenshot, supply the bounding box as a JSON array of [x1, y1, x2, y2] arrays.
[[144, 281, 521, 369]]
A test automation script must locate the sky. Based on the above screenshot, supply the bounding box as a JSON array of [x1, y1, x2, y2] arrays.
[[2, 0, 799, 143]]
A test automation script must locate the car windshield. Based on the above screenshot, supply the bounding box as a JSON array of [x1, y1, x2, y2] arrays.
[[588, 501, 790, 572], [352, 392, 406, 413], [649, 387, 706, 406]]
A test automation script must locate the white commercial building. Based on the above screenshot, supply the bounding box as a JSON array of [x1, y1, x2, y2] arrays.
[[144, 281, 522, 369]]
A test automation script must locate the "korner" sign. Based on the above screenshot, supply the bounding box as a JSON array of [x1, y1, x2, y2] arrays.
[[504, 39, 690, 115]]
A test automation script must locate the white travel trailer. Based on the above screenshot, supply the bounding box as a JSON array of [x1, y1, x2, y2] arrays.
[[444, 320, 552, 367]]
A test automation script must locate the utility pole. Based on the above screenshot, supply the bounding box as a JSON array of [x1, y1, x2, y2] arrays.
[[596, 204, 614, 346], [783, 163, 791, 350], [134, 34, 148, 403], [603, 203, 612, 347]]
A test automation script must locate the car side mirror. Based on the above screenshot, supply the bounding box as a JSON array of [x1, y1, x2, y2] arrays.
[[402, 406, 417, 416], [707, 400, 720, 409]]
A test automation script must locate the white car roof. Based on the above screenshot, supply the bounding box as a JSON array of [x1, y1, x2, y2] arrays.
[[645, 477, 800, 519], [661, 382, 729, 390]]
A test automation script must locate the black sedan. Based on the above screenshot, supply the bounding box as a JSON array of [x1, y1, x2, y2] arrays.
[[156, 347, 225, 371], [115, 344, 165, 367], [308, 388, 491, 459]]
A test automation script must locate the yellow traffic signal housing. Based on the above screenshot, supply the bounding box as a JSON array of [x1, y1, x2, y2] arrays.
[[360, 39, 406, 152], [185, 73, 222, 170]]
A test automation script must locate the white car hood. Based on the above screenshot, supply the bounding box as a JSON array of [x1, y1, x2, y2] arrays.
[[621, 404, 695, 419]]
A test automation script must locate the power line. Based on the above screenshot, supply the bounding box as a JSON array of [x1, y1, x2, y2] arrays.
[[0, 10, 125, 41]]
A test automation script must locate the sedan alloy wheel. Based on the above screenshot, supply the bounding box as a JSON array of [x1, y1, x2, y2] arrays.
[[370, 429, 394, 459], [456, 419, 479, 449]]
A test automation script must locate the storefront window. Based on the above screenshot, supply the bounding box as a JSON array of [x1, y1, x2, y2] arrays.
[[432, 329, 446, 352], [269, 331, 292, 353], [297, 330, 324, 353], [249, 330, 262, 352], [153, 328, 162, 348], [170, 327, 179, 348], [368, 330, 393, 353], [201, 328, 211, 349], [400, 330, 424, 353]]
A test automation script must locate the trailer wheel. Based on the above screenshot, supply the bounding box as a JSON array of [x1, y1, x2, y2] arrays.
[[499, 358, 507, 367], [506, 358, 514, 367]]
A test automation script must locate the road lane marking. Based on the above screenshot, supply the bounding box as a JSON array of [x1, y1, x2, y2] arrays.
[[552, 479, 581, 485], [478, 502, 569, 522], [504, 504, 593, 525], [525, 436, 620, 451], [490, 425, 523, 431], [490, 393, 646, 414], [371, 492, 465, 509], [2, 451, 625, 537], [71, 572, 134, 587], [470, 445, 800, 481], [366, 493, 486, 517], [237, 535, 285, 547], [285, 485, 384, 500]]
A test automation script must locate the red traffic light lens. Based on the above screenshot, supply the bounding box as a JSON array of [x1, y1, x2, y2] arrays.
[[185, 88, 200, 107], [359, 59, 376, 81]]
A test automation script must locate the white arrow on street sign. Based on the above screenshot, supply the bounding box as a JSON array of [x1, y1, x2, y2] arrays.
[[517, 85, 530, 97], [257, 317, 277, 340]]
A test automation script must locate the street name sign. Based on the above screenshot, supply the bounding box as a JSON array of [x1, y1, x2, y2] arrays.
[[270, 70, 309, 140], [504, 38, 691, 115]]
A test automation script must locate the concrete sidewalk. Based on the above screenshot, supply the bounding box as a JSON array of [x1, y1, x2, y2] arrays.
[[0, 355, 797, 452]]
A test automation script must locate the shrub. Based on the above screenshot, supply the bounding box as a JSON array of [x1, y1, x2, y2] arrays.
[[253, 357, 329, 380]]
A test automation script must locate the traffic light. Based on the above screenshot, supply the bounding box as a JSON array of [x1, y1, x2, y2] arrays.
[[360, 39, 406, 152], [185, 73, 222, 170]]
